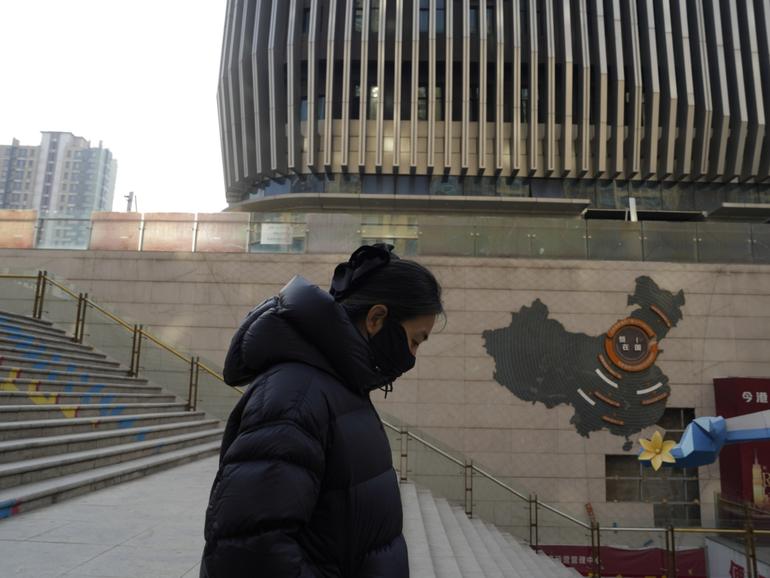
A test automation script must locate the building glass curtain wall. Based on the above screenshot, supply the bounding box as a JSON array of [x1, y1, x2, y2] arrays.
[[218, 0, 770, 220]]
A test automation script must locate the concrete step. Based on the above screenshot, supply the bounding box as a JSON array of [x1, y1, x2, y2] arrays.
[[416, 489, 463, 578], [470, 518, 525, 578], [0, 402, 188, 422], [0, 366, 141, 384], [0, 335, 98, 357], [1, 376, 154, 394], [523, 544, 583, 578], [400, 483, 437, 578], [433, 499, 485, 578], [0, 342, 108, 364], [486, 524, 546, 577], [0, 441, 220, 518], [450, 506, 504, 578], [0, 389, 176, 406], [0, 352, 122, 373], [0, 411, 207, 441], [0, 419, 222, 463], [0, 318, 72, 341], [0, 326, 96, 350], [0, 311, 64, 333], [0, 428, 224, 490]]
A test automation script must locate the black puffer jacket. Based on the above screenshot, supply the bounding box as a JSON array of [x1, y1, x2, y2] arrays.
[[200, 276, 408, 578]]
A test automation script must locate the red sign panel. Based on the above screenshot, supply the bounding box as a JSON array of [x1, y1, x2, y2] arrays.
[[714, 378, 770, 506], [538, 545, 706, 577]]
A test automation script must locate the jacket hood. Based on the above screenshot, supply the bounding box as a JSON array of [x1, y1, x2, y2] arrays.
[[223, 276, 391, 394]]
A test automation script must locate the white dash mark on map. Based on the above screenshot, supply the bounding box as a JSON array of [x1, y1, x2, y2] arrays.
[[578, 388, 596, 406], [594, 368, 619, 389], [636, 382, 663, 395]]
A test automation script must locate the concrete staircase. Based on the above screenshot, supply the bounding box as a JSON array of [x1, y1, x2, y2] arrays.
[[0, 309, 223, 518], [401, 483, 582, 578]]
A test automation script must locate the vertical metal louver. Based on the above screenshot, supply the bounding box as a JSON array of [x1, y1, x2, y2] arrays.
[[219, 0, 770, 198]]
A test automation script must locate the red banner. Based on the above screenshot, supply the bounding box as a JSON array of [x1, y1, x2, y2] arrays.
[[714, 378, 770, 507], [538, 545, 706, 577]]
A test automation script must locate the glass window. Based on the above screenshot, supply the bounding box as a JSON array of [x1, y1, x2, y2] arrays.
[[370, 0, 380, 33], [300, 97, 308, 121], [464, 176, 497, 196], [429, 175, 463, 196], [420, 0, 429, 32], [362, 175, 395, 194], [436, 0, 445, 34], [354, 0, 364, 31], [352, 81, 361, 120], [397, 175, 430, 195], [531, 179, 564, 198], [497, 177, 529, 197], [418, 86, 428, 120], [368, 85, 380, 120], [469, 4, 479, 35], [291, 174, 325, 193], [605, 409, 700, 527], [325, 173, 362, 194]]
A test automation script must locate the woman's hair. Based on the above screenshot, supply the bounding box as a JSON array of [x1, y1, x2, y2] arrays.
[[340, 259, 444, 323]]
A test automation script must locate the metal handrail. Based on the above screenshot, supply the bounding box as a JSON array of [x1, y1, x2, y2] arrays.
[[198, 362, 224, 381], [0, 271, 217, 410], [140, 329, 191, 364], [84, 298, 134, 332], [383, 420, 466, 468], [44, 276, 80, 301], [384, 418, 591, 531]]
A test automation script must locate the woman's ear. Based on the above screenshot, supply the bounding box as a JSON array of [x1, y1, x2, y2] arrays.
[[365, 304, 389, 337]]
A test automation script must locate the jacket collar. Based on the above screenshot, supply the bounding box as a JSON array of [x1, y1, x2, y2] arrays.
[[223, 276, 391, 395]]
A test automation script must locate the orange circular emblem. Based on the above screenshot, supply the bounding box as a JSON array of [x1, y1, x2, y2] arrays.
[[604, 318, 659, 373]]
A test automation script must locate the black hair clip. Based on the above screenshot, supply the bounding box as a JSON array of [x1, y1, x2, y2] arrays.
[[329, 243, 398, 301]]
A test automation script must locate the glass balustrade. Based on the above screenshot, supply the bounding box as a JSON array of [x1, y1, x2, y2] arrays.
[[1, 212, 769, 266]]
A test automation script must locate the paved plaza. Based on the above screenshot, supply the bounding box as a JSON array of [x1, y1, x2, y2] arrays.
[[0, 456, 218, 578]]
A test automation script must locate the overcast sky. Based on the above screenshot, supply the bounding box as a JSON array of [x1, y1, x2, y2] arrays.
[[0, 0, 228, 214]]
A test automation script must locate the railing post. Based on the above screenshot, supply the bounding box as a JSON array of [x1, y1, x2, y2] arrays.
[[188, 356, 200, 411], [73, 293, 83, 342], [33, 270, 48, 319], [399, 426, 408, 482], [73, 293, 88, 344], [129, 325, 143, 377], [746, 519, 757, 578], [464, 459, 473, 518], [529, 493, 539, 549], [33, 270, 44, 318], [665, 526, 678, 578], [590, 522, 601, 578]]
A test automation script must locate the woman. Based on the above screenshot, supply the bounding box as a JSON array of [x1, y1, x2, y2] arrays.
[[200, 244, 443, 577]]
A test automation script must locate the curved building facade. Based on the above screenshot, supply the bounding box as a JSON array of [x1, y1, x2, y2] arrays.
[[219, 0, 770, 212]]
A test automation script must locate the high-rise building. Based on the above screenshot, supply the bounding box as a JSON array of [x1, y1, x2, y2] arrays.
[[0, 132, 118, 247], [218, 1, 770, 216]]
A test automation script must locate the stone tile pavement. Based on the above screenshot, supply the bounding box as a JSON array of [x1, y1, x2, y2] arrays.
[[0, 456, 219, 578]]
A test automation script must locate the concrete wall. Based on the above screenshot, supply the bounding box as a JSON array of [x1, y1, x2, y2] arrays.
[[2, 248, 769, 544]]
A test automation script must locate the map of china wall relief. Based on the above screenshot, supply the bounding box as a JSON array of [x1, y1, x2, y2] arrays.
[[483, 276, 685, 451]]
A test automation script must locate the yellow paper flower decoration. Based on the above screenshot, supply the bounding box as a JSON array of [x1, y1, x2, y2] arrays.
[[638, 431, 676, 471]]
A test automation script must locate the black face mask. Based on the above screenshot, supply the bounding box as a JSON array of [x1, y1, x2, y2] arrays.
[[369, 317, 416, 382]]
